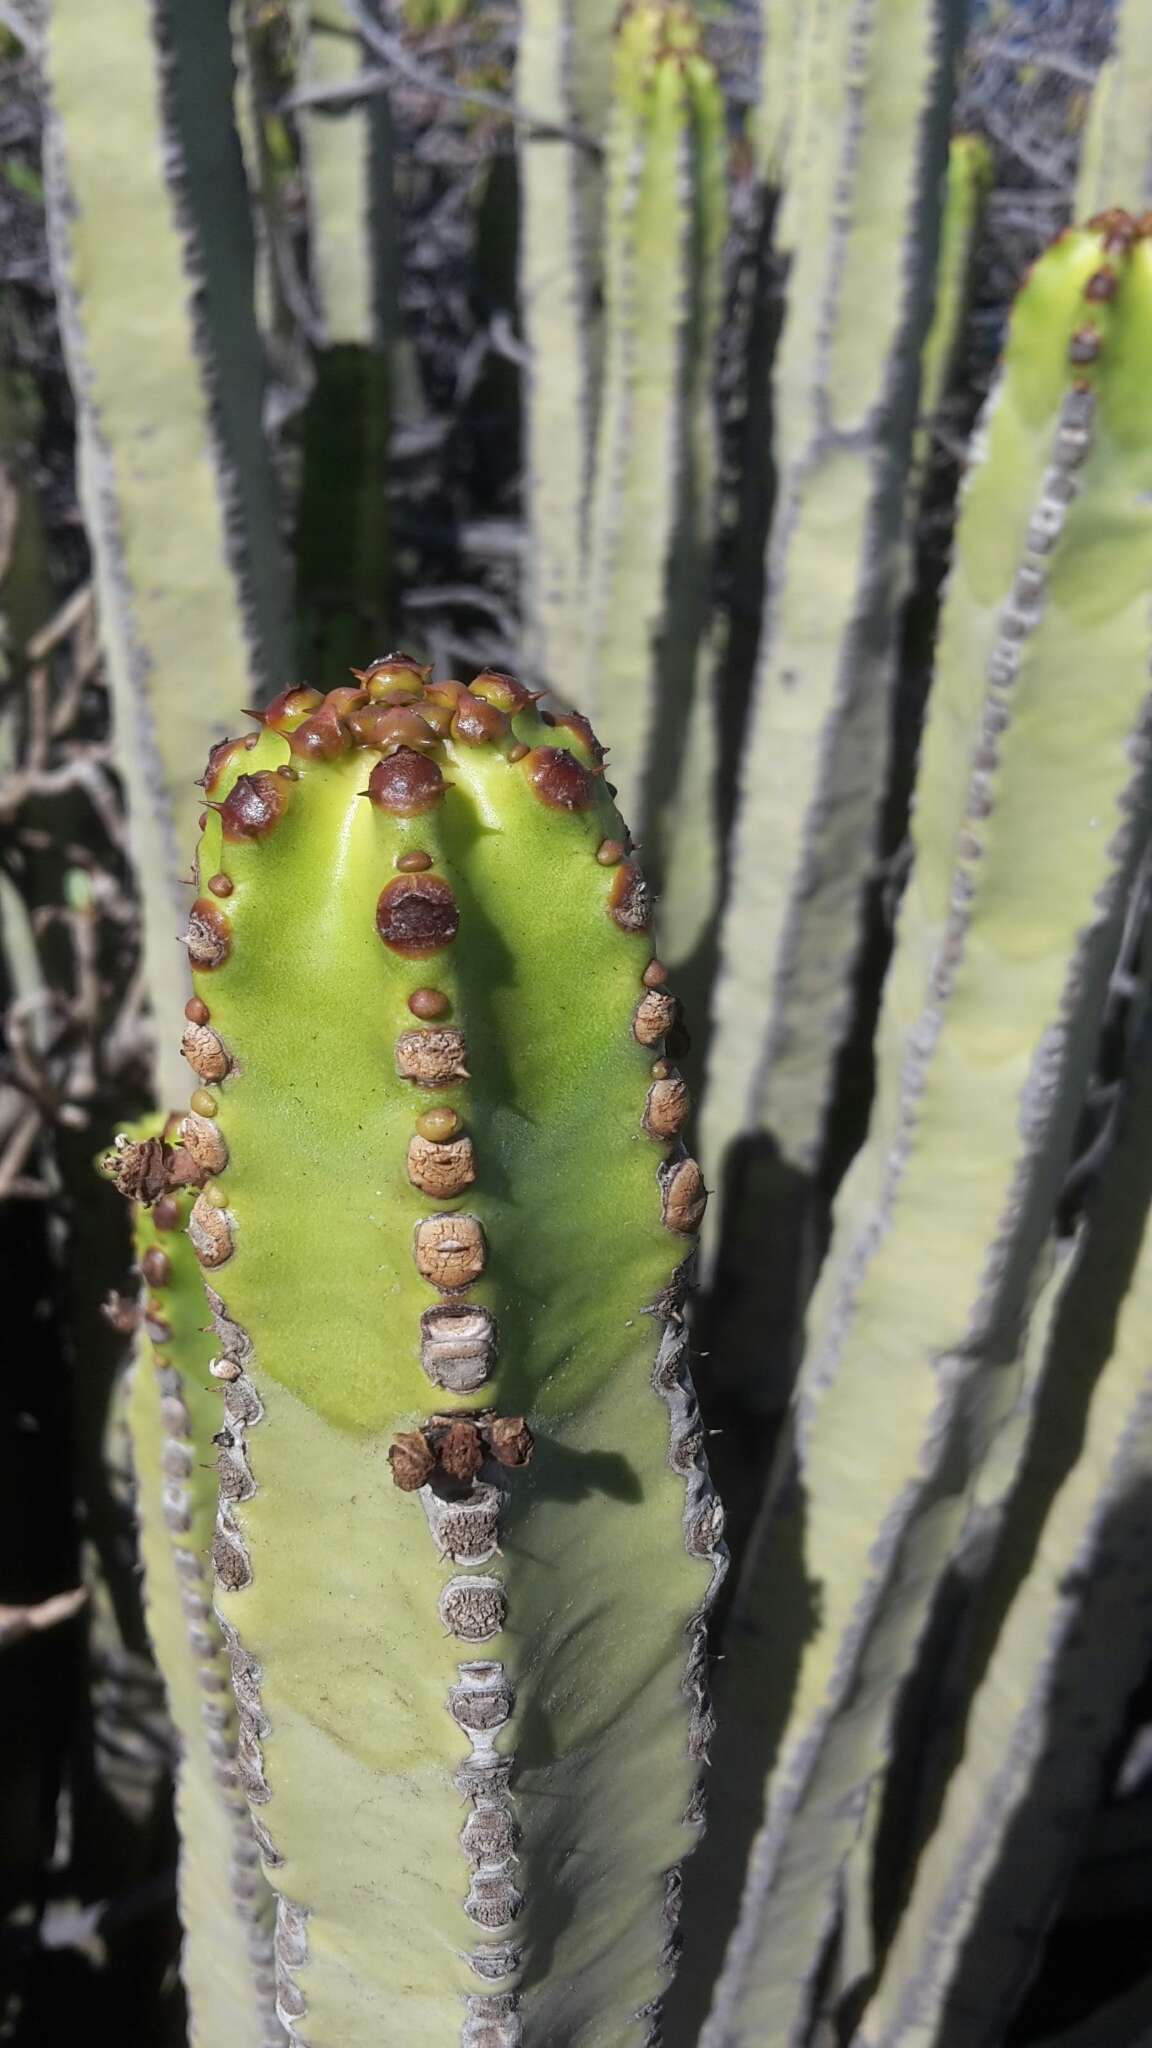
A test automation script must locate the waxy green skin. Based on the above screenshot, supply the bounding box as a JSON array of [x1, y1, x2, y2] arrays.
[[180, 681, 719, 2045], [689, 220, 1152, 2048], [126, 1167, 283, 2048]]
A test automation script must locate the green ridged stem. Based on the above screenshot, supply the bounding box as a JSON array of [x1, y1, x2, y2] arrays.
[[1075, 0, 1152, 217], [125, 1158, 283, 2047], [750, 0, 802, 189], [516, 0, 599, 702], [908, 132, 993, 510], [855, 1022, 1152, 2048], [700, 0, 960, 1204], [583, 3, 726, 950], [148, 670, 722, 2045], [292, 0, 385, 348], [42, 0, 293, 1105], [689, 220, 1152, 2047]]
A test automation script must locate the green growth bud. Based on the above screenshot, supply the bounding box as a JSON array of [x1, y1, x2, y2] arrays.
[[123, 666, 723, 2044]]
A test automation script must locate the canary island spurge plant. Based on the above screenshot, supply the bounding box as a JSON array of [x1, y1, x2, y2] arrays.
[[105, 664, 723, 2048]]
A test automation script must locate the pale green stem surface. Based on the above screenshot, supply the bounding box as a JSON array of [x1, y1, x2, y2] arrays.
[[697, 225, 1152, 2048], [701, 0, 959, 1212], [129, 1176, 284, 2047], [177, 688, 721, 2045], [856, 1033, 1152, 2047], [42, 0, 292, 1104], [1075, 0, 1152, 216]]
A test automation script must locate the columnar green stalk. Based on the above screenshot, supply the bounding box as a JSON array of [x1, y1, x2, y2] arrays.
[[855, 1029, 1152, 2048], [516, 0, 602, 702], [42, 0, 293, 1104], [700, 0, 960, 1199], [583, 3, 726, 950], [292, 0, 382, 348], [121, 1150, 284, 2047], [1075, 0, 1152, 216], [126, 664, 721, 2044], [695, 217, 1152, 2046], [908, 133, 993, 510], [750, 0, 802, 190]]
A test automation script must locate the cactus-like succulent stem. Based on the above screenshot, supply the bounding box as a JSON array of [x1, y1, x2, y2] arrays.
[[126, 1164, 285, 2047], [113, 666, 726, 2044], [688, 217, 1152, 2046]]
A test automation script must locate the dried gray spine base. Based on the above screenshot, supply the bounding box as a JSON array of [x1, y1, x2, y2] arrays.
[[206, 1333, 311, 2043], [631, 1279, 729, 2045], [148, 1349, 284, 2046]]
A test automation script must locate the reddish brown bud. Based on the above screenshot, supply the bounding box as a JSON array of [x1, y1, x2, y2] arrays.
[[436, 1420, 484, 1485], [198, 737, 247, 794], [1068, 325, 1101, 365], [260, 686, 324, 732], [347, 703, 439, 753], [596, 838, 625, 867], [416, 701, 453, 738], [469, 669, 535, 715], [324, 685, 369, 718], [367, 750, 446, 816], [608, 862, 651, 932], [408, 986, 450, 1020], [219, 771, 289, 842], [1086, 208, 1139, 253], [185, 996, 210, 1026], [396, 849, 434, 872], [352, 652, 431, 700], [487, 1416, 534, 1468], [523, 747, 598, 811], [389, 1430, 436, 1492], [184, 900, 232, 969], [377, 875, 460, 957], [642, 959, 669, 988], [423, 678, 468, 708], [289, 703, 351, 760], [451, 691, 511, 745], [207, 872, 233, 897], [547, 708, 605, 763], [142, 1247, 172, 1290], [1084, 265, 1118, 302], [153, 1195, 182, 1233]]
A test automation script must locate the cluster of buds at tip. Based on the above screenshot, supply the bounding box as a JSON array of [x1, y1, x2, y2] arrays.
[[388, 1413, 535, 1494]]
